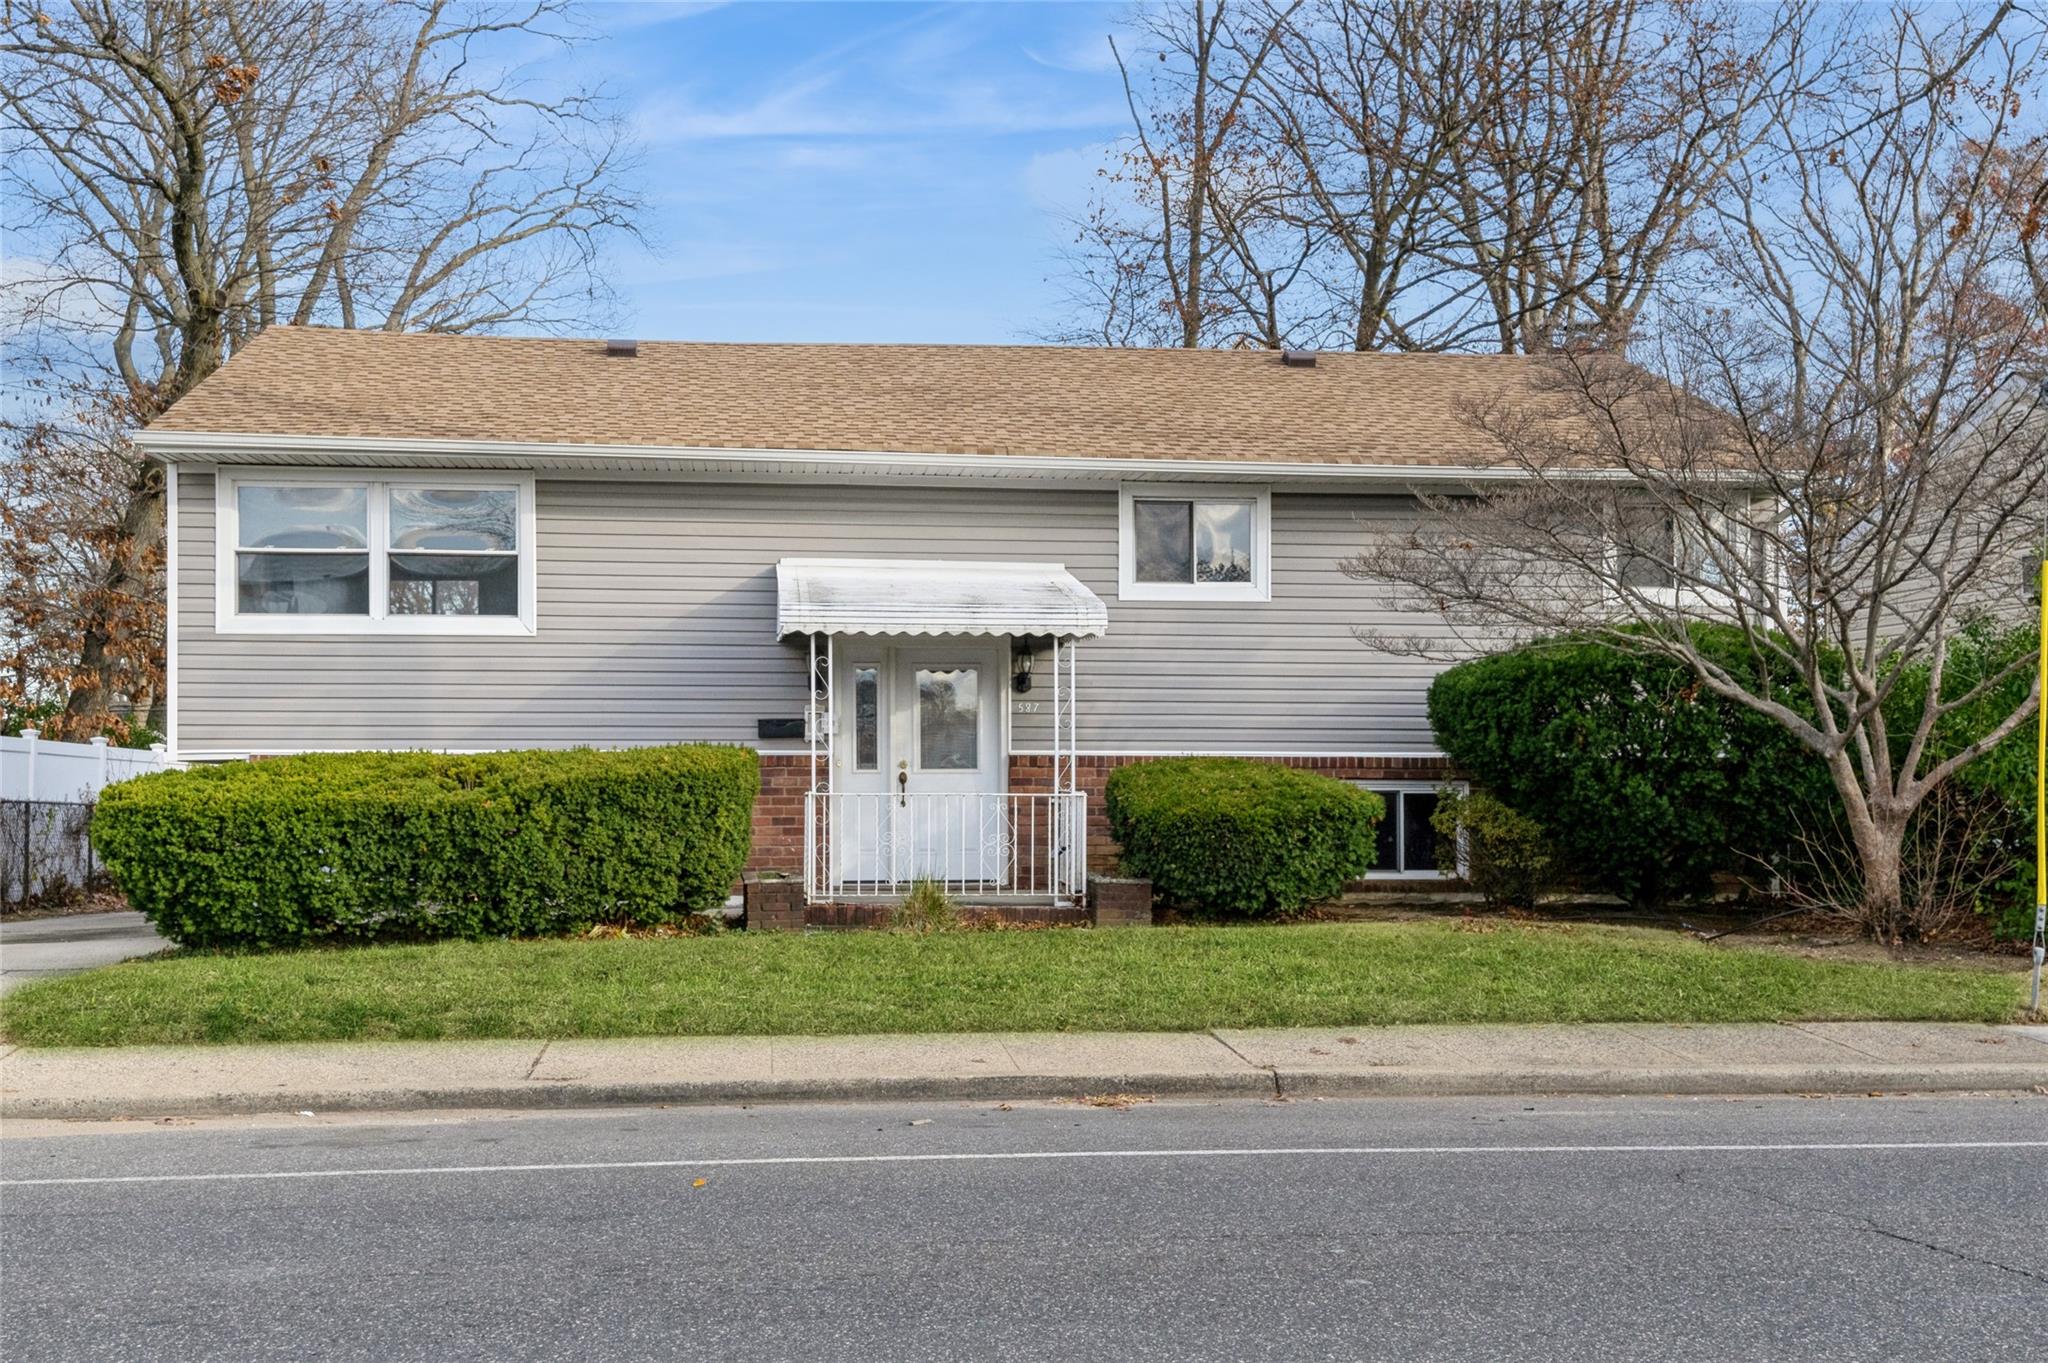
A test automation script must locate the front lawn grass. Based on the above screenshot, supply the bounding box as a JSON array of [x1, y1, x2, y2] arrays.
[[0, 920, 2022, 1048]]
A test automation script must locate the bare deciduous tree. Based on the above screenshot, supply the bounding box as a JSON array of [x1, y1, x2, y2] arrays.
[[1, 0, 639, 731], [1347, 9, 2047, 937], [1055, 0, 1807, 354], [1050, 0, 1304, 349], [1248, 0, 1484, 350], [1439, 0, 1807, 353]]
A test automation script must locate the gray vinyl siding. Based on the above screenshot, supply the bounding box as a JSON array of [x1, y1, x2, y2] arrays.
[[174, 471, 1456, 755]]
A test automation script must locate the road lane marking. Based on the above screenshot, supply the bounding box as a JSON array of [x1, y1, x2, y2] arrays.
[[6, 1140, 2046, 1188]]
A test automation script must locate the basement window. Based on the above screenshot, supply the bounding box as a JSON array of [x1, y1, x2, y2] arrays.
[[1362, 784, 1462, 877]]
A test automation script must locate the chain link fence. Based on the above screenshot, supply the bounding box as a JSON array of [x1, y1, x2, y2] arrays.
[[1, 799, 105, 911]]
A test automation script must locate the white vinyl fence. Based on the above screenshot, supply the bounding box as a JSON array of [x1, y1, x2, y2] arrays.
[[2, 729, 175, 908]]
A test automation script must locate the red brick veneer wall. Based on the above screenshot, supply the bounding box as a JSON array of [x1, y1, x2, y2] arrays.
[[747, 754, 812, 874], [744, 751, 1453, 878]]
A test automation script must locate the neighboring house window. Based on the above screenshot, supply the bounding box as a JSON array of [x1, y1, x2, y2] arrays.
[[1615, 508, 1680, 592], [1363, 784, 1462, 876], [1118, 483, 1272, 601], [216, 471, 536, 635], [1610, 501, 1772, 602]]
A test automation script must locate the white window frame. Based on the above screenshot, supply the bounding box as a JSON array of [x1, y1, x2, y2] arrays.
[[1606, 498, 1776, 613], [1117, 482, 1272, 602], [214, 468, 537, 636], [1359, 780, 1468, 879]]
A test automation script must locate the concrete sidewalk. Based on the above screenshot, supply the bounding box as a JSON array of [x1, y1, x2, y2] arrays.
[[4, 1021, 2047, 1120]]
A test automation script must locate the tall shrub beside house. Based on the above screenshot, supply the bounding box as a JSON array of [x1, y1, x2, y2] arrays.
[[1105, 757, 1382, 915], [91, 746, 759, 948], [1426, 631, 1831, 908]]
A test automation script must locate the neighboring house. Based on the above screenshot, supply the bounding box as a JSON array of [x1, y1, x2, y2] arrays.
[[1872, 383, 2048, 639], [138, 327, 1622, 902]]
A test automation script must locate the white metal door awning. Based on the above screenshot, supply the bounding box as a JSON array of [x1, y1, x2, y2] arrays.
[[774, 558, 1109, 640]]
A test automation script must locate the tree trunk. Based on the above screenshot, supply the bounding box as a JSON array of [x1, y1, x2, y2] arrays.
[[1848, 808, 1910, 941]]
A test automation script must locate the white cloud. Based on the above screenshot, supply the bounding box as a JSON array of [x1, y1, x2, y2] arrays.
[[586, 1, 730, 35], [628, 6, 1125, 145], [633, 81, 1122, 143], [1023, 30, 1124, 75], [0, 253, 127, 340], [1023, 141, 1118, 218]]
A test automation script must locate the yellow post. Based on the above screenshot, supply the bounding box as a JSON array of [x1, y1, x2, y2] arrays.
[[2033, 557, 2046, 1014]]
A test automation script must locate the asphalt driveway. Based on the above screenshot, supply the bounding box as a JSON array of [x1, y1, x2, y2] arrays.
[[0, 912, 166, 996]]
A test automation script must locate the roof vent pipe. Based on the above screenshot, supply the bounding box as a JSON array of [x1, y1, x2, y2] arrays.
[[605, 338, 639, 358], [1281, 349, 1318, 367]]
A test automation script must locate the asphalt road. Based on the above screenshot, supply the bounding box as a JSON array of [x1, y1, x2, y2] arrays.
[[3, 1093, 2045, 1362]]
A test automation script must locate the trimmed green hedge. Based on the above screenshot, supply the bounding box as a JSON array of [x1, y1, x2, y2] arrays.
[[1427, 630, 1830, 908], [1105, 757, 1383, 916], [92, 746, 759, 948]]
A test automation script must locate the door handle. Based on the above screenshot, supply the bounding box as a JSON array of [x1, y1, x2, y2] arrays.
[[897, 767, 909, 807]]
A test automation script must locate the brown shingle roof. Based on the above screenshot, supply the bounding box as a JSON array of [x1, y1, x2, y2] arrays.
[[150, 325, 1619, 466]]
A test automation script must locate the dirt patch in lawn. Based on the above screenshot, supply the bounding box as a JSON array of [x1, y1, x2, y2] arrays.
[[1313, 896, 2031, 973]]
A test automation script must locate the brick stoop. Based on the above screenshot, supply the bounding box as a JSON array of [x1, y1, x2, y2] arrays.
[[804, 901, 1090, 929], [742, 872, 805, 932], [1088, 875, 1155, 927]]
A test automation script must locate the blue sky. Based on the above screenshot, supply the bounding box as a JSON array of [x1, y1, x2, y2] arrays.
[[581, 2, 1136, 343]]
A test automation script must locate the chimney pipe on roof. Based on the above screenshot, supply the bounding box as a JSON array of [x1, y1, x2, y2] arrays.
[[1281, 349, 1318, 367], [605, 338, 638, 358]]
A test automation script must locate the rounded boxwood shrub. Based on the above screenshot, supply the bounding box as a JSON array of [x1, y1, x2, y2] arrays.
[[1104, 757, 1383, 916], [91, 745, 759, 948]]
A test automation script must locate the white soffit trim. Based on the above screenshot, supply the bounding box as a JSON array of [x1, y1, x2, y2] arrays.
[[775, 558, 1110, 640], [132, 430, 1663, 485]]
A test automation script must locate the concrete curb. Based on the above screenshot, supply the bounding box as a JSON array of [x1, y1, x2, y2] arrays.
[[5, 1060, 2046, 1122]]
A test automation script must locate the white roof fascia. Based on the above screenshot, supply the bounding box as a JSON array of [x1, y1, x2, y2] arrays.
[[134, 429, 1661, 484]]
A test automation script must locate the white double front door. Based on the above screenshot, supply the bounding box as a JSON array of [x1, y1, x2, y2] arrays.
[[831, 640, 1008, 886]]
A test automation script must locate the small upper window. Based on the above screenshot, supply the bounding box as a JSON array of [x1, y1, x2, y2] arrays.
[[1119, 483, 1270, 601], [218, 473, 534, 636]]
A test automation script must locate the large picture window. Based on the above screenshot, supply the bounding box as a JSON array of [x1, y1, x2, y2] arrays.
[[1118, 483, 1271, 601], [217, 472, 535, 635]]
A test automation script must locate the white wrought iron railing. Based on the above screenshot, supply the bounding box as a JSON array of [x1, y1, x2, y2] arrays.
[[804, 790, 1088, 902]]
